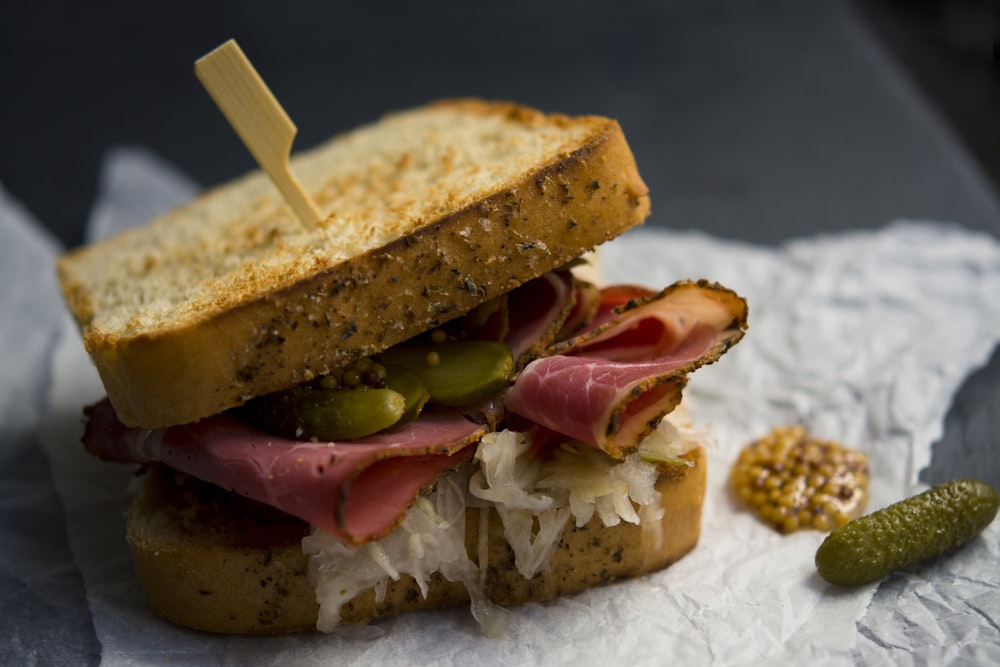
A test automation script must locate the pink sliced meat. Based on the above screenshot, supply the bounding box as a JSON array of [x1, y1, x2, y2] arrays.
[[505, 270, 575, 362], [553, 281, 747, 361], [506, 280, 748, 456], [557, 279, 601, 339], [84, 399, 485, 544], [505, 327, 706, 457], [579, 284, 656, 333]]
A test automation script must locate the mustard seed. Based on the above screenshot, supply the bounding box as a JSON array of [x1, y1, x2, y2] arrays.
[[730, 426, 870, 534]]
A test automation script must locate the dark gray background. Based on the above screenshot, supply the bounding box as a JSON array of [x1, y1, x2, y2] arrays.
[[4, 0, 999, 249], [1, 1, 998, 664]]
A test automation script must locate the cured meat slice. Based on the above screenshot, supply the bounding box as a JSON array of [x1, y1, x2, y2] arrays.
[[552, 280, 748, 362], [505, 336, 701, 457], [506, 280, 747, 456], [83, 400, 485, 544], [504, 270, 575, 362]]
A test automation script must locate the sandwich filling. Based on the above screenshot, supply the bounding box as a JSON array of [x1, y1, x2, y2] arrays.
[[304, 412, 707, 635], [83, 268, 747, 630]]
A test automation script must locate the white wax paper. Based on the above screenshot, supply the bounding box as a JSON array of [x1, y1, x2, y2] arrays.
[[32, 149, 1000, 665]]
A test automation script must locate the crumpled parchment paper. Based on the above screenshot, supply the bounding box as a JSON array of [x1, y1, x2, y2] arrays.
[[19, 148, 1000, 665]]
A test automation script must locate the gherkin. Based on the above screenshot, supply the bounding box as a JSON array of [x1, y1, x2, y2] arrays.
[[815, 479, 999, 586], [378, 340, 514, 406], [250, 384, 407, 441]]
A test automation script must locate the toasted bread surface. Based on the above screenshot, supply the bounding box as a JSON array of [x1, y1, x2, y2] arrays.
[[126, 448, 704, 635], [57, 100, 650, 428]]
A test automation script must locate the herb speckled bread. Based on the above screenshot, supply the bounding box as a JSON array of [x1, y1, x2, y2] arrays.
[[57, 99, 650, 428], [126, 449, 704, 635]]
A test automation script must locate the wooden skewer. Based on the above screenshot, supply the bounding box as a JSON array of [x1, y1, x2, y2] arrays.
[[195, 39, 322, 227]]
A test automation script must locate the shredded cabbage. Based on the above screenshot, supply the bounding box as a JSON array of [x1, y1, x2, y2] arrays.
[[303, 469, 508, 636], [468, 430, 573, 579], [638, 408, 713, 465], [303, 411, 702, 634]]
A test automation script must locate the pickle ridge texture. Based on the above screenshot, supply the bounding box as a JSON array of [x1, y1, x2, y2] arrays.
[[815, 478, 999, 586]]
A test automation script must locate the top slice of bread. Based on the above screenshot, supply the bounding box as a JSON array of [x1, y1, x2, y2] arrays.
[[57, 99, 650, 429]]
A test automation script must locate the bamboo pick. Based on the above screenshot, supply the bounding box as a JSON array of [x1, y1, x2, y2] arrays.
[[195, 39, 322, 227]]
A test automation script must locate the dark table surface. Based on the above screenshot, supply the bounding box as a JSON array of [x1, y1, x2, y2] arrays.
[[2, 1, 998, 664]]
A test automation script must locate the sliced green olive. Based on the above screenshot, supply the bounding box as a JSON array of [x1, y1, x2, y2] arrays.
[[378, 340, 514, 406], [384, 365, 431, 424], [250, 385, 405, 441]]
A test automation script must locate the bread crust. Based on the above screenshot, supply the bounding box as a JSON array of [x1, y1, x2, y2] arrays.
[[126, 448, 705, 635], [57, 100, 650, 428]]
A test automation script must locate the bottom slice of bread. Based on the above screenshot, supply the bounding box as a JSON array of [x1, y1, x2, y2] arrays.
[[126, 448, 706, 635]]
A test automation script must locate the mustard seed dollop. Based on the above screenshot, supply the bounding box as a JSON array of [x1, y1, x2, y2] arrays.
[[730, 425, 870, 534]]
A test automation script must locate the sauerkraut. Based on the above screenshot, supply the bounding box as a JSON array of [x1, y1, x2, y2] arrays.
[[304, 410, 701, 634]]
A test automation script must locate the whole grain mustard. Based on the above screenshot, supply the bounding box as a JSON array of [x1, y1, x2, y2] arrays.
[[731, 425, 870, 533]]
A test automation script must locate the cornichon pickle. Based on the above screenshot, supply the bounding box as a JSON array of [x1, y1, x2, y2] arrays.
[[384, 365, 430, 424], [251, 385, 406, 441], [815, 478, 999, 586], [378, 340, 514, 406]]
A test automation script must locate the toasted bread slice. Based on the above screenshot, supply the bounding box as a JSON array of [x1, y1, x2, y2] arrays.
[[126, 448, 704, 635], [57, 99, 650, 429]]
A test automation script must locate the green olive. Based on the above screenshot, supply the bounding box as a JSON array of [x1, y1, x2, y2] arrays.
[[384, 365, 431, 424], [249, 385, 406, 441], [378, 340, 514, 406]]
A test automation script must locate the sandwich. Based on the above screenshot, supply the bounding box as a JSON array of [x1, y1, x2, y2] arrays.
[[56, 99, 748, 635]]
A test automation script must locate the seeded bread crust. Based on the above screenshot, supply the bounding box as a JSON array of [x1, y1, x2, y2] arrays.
[[126, 448, 704, 635], [57, 99, 650, 429]]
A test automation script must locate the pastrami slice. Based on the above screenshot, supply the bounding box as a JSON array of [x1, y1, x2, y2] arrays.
[[84, 399, 485, 543]]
